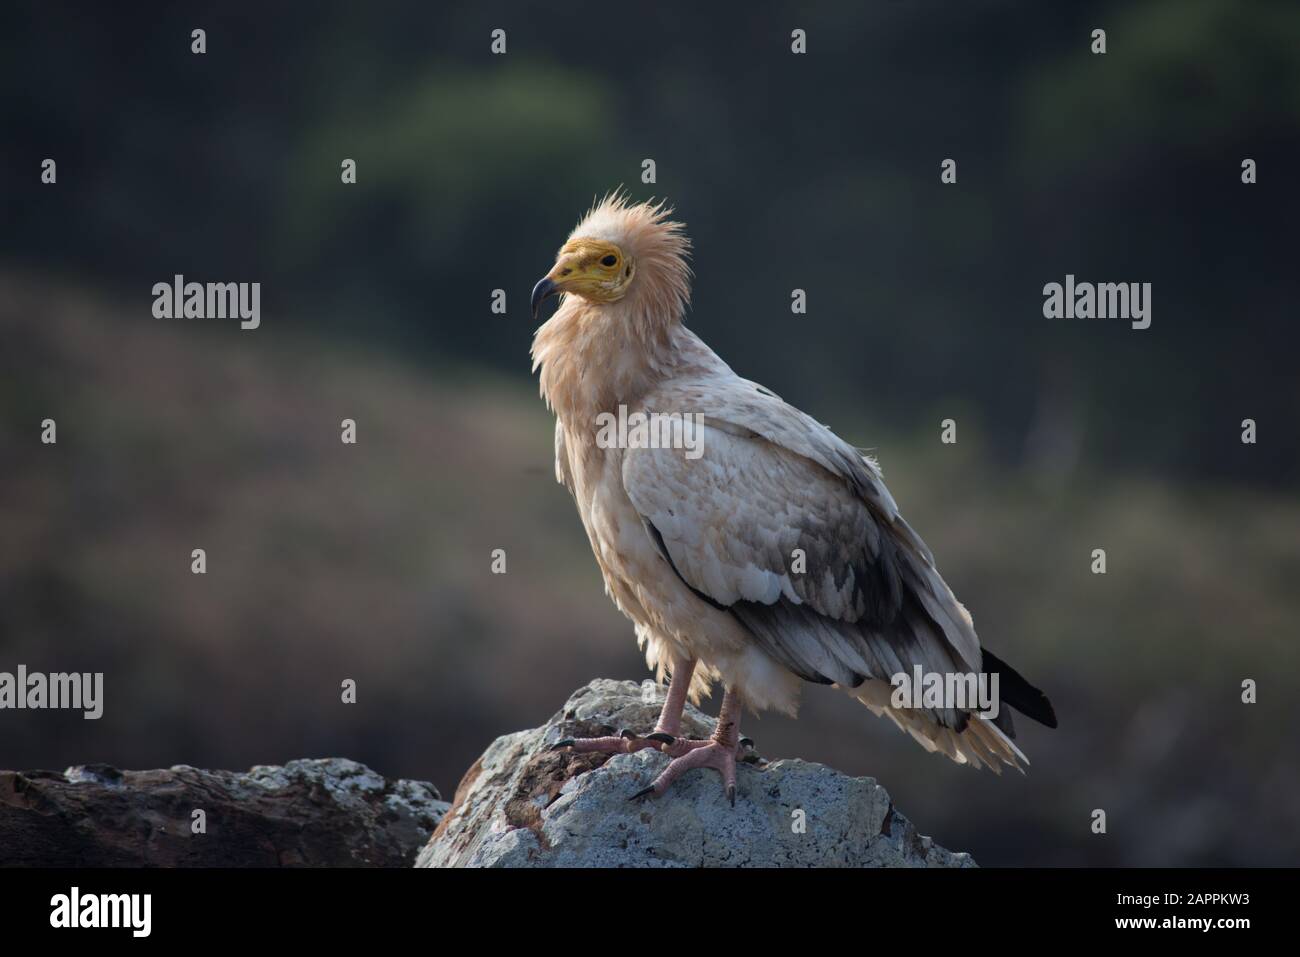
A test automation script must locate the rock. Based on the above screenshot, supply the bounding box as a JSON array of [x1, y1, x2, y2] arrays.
[[418, 678, 974, 868], [0, 757, 449, 867]]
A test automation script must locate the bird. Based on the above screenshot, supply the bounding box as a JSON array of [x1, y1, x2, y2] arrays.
[[530, 193, 1056, 805]]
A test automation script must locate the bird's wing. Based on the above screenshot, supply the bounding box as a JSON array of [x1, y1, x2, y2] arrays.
[[623, 373, 993, 736], [632, 372, 981, 665]]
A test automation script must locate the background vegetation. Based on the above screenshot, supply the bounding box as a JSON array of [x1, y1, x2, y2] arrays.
[[2, 1, 1298, 865]]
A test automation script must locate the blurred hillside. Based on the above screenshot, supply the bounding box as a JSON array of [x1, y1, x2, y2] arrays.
[[3, 0, 1299, 484], [2, 271, 1298, 866]]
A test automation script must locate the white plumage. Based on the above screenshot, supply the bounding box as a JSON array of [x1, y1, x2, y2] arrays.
[[531, 195, 1054, 784]]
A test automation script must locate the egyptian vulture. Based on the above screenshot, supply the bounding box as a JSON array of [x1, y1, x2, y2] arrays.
[[530, 194, 1056, 804]]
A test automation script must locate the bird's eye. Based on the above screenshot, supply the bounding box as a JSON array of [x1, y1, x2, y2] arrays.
[[601, 255, 618, 267]]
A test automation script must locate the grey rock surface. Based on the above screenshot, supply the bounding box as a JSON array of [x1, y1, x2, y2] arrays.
[[418, 678, 974, 868], [1, 757, 449, 867]]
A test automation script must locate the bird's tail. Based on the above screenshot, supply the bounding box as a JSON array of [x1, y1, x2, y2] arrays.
[[981, 649, 1058, 729], [849, 678, 1032, 773], [848, 648, 1056, 775]]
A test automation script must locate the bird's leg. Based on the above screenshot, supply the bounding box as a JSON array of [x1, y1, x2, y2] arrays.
[[648, 655, 695, 738], [631, 685, 747, 806], [551, 657, 700, 756]]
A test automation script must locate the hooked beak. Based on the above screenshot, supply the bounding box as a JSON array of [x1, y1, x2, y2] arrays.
[[531, 277, 558, 322]]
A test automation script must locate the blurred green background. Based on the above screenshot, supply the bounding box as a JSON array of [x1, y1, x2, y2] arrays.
[[2, 1, 1298, 865]]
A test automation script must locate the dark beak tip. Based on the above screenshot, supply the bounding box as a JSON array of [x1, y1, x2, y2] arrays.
[[531, 277, 558, 322]]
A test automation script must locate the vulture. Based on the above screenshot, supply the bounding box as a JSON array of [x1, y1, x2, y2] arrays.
[[530, 194, 1055, 804]]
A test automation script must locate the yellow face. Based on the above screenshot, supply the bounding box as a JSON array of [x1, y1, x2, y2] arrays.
[[531, 237, 634, 319]]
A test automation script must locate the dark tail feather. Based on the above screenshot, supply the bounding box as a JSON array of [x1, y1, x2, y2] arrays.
[[982, 649, 1058, 729]]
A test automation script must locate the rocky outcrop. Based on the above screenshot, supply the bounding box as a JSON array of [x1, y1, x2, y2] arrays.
[[0, 757, 448, 867], [2, 683, 972, 868], [418, 678, 974, 868]]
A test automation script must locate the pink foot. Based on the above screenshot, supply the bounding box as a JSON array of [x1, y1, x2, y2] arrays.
[[553, 686, 757, 806], [630, 739, 748, 807], [551, 730, 734, 758], [550, 728, 679, 756], [660, 736, 714, 758]]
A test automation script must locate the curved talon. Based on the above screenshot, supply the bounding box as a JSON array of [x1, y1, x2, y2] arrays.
[[629, 785, 657, 802], [727, 784, 736, 808], [739, 736, 755, 749], [645, 732, 676, 745], [550, 738, 576, 751], [619, 729, 638, 740]]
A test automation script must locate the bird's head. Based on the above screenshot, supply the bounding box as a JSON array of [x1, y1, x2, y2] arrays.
[[530, 236, 634, 320], [531, 193, 692, 324]]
